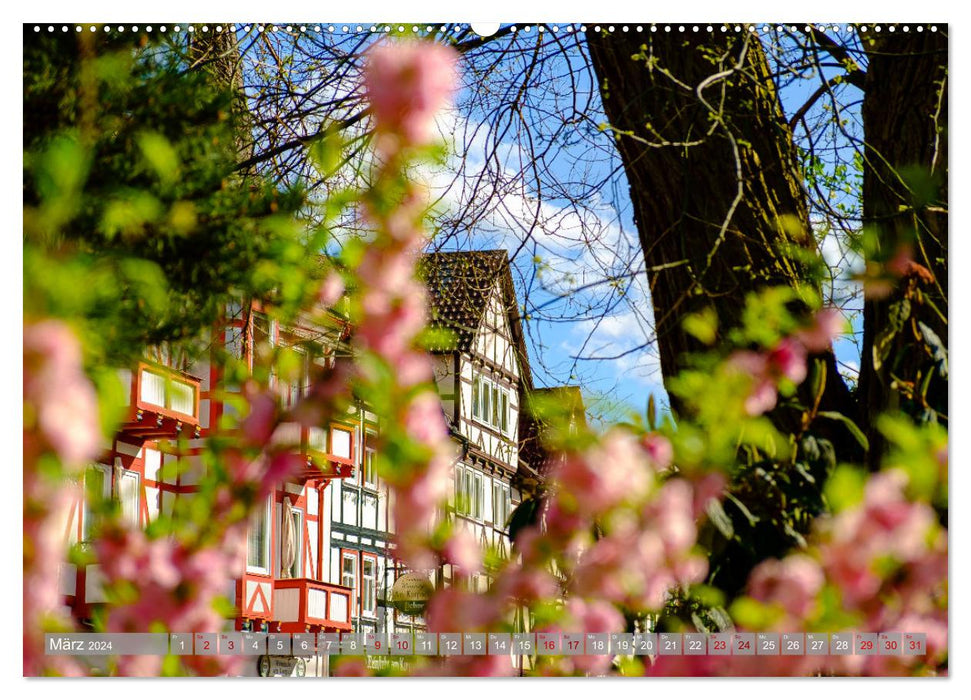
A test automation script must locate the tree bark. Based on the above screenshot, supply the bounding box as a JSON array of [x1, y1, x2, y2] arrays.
[[188, 29, 256, 173], [859, 28, 948, 463], [585, 29, 855, 432]]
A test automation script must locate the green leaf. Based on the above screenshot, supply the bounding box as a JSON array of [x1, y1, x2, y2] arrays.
[[729, 597, 780, 630], [137, 131, 181, 184], [817, 410, 869, 451], [918, 321, 948, 379], [824, 465, 866, 513], [725, 493, 759, 527], [705, 498, 735, 539], [808, 358, 827, 408], [683, 307, 718, 345]]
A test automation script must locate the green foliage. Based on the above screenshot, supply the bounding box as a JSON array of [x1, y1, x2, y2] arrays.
[[23, 30, 321, 372]]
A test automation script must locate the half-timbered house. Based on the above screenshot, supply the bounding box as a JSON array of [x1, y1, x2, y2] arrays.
[[420, 250, 532, 589], [57, 248, 549, 676], [58, 300, 362, 676]]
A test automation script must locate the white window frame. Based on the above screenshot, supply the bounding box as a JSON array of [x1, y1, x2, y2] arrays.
[[278, 506, 303, 579], [472, 374, 511, 436], [361, 554, 378, 618], [492, 480, 510, 529], [246, 496, 272, 575], [455, 465, 485, 520], [117, 467, 140, 529], [341, 551, 358, 616], [363, 448, 378, 491]]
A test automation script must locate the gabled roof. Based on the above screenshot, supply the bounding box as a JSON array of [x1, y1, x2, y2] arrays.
[[418, 250, 533, 391]]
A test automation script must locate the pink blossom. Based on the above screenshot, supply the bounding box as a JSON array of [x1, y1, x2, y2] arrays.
[[562, 598, 626, 676], [727, 338, 808, 415], [426, 588, 501, 633], [648, 479, 697, 554], [797, 308, 846, 352], [640, 433, 673, 470], [553, 429, 652, 515], [727, 351, 777, 415], [691, 472, 727, 519], [768, 337, 807, 384], [748, 554, 824, 620], [317, 271, 345, 307], [496, 568, 559, 601], [403, 391, 449, 445], [364, 41, 458, 148], [240, 388, 279, 446], [24, 320, 101, 467], [442, 528, 483, 572]]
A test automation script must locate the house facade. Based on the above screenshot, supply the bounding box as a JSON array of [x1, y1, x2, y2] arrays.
[[56, 249, 545, 676]]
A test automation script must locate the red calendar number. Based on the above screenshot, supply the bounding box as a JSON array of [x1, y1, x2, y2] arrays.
[[714, 640, 727, 651]]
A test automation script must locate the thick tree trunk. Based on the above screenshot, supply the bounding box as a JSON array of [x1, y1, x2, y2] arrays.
[[585, 29, 854, 431], [188, 30, 256, 173], [859, 28, 948, 464]]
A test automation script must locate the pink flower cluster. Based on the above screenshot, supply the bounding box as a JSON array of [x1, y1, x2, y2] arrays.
[[724, 469, 947, 677], [817, 471, 947, 674], [727, 308, 845, 416], [24, 320, 101, 467], [520, 430, 713, 617], [23, 321, 102, 676], [95, 525, 247, 676], [356, 42, 470, 570], [569, 476, 712, 611], [365, 41, 458, 152]]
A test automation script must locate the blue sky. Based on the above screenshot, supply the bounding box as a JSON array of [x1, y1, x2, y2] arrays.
[[416, 26, 868, 418], [240, 23, 867, 419]]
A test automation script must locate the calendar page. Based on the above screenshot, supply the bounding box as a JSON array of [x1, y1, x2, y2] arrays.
[[22, 7, 949, 684]]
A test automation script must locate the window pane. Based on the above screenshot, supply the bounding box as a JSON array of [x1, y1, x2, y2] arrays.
[[83, 467, 107, 541], [308, 427, 327, 452], [500, 392, 509, 433], [481, 384, 490, 426], [341, 554, 358, 612], [474, 473, 483, 519], [140, 370, 165, 407], [119, 470, 139, 528], [342, 555, 356, 581], [492, 385, 500, 426], [169, 379, 195, 416], [365, 450, 377, 488], [247, 500, 269, 570], [472, 378, 480, 419], [331, 428, 352, 459], [362, 558, 376, 615]]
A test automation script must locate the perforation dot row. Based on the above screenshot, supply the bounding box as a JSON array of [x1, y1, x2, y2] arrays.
[[32, 24, 941, 35]]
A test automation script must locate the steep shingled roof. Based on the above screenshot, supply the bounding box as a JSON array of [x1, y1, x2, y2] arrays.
[[418, 249, 533, 391]]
